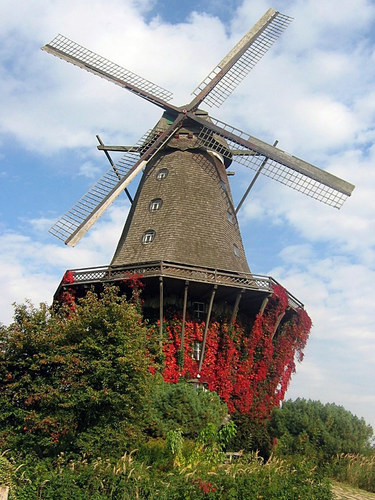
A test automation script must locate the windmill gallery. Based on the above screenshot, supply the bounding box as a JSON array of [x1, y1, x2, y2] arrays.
[[43, 8, 354, 417]]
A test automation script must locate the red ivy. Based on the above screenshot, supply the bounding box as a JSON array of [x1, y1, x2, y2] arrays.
[[60, 289, 76, 313], [62, 270, 75, 284], [152, 285, 312, 420], [123, 272, 144, 307]]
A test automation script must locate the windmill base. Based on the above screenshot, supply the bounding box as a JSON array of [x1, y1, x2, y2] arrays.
[[54, 260, 311, 418]]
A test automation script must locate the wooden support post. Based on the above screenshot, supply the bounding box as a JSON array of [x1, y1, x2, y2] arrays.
[[180, 281, 189, 366], [259, 296, 270, 316], [230, 289, 244, 327], [272, 311, 286, 339], [198, 285, 217, 373], [159, 276, 164, 352]]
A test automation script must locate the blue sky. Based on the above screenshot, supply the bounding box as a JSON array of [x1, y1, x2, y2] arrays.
[[1, 0, 374, 431]]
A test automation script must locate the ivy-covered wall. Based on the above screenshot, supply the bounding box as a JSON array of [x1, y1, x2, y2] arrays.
[[149, 285, 312, 420]]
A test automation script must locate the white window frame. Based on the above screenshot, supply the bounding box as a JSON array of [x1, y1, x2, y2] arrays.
[[149, 198, 162, 211], [193, 301, 205, 320], [156, 168, 169, 180], [142, 230, 155, 244]]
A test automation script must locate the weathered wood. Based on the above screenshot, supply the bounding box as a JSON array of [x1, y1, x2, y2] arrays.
[[96, 135, 133, 203], [159, 276, 164, 352], [198, 285, 217, 373], [272, 311, 286, 338], [259, 296, 269, 316], [230, 289, 244, 326], [236, 141, 278, 213], [180, 281, 189, 365]]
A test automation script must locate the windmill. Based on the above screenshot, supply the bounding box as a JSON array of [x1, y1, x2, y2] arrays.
[[43, 9, 354, 392]]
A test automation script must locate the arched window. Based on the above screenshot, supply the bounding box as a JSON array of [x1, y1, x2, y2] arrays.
[[142, 230, 155, 244], [233, 244, 240, 257], [156, 168, 169, 180], [149, 198, 163, 211]]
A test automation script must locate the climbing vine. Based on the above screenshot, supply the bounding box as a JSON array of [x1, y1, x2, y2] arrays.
[[153, 285, 312, 420]]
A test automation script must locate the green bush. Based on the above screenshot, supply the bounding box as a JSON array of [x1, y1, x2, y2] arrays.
[[0, 287, 152, 458], [9, 452, 333, 500], [228, 413, 272, 458], [146, 377, 228, 438], [269, 399, 373, 460]]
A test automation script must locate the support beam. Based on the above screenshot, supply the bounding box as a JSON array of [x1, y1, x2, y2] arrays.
[[159, 276, 164, 353], [259, 296, 270, 316], [198, 285, 217, 373], [272, 311, 286, 338], [230, 289, 244, 327], [236, 140, 278, 213], [179, 281, 189, 367], [96, 135, 133, 203]]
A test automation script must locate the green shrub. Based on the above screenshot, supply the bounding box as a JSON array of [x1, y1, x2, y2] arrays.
[[228, 413, 272, 458], [10, 453, 333, 499], [269, 399, 373, 461], [0, 287, 152, 458], [146, 377, 228, 438]]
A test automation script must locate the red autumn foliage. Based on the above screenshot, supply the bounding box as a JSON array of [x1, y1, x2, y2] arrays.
[[60, 289, 76, 312], [154, 285, 311, 420], [62, 270, 75, 284]]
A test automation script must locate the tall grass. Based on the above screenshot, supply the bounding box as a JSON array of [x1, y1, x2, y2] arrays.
[[331, 453, 375, 492], [7, 451, 333, 499]]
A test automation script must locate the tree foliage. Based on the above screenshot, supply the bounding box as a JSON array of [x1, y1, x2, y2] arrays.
[[147, 377, 228, 438], [0, 287, 152, 458], [270, 398, 374, 459]]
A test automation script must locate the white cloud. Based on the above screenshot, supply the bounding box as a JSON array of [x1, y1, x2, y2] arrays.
[[0, 202, 127, 326]]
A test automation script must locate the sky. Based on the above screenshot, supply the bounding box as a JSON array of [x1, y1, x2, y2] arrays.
[[0, 0, 374, 431]]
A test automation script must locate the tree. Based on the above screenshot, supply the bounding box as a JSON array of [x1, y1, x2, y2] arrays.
[[147, 376, 228, 438], [269, 398, 374, 459], [0, 287, 152, 458]]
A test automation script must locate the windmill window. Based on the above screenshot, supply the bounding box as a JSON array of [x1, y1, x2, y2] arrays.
[[156, 168, 169, 180], [149, 198, 163, 211], [233, 244, 240, 257], [220, 180, 227, 192], [192, 341, 203, 361], [193, 301, 205, 319], [227, 211, 235, 224], [142, 230, 155, 244]]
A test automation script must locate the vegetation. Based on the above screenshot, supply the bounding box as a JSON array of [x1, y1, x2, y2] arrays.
[[147, 376, 228, 438], [270, 398, 374, 459], [0, 288, 374, 498]]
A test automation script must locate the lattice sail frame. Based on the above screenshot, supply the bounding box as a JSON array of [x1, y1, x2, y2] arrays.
[[197, 118, 351, 208], [49, 128, 163, 243], [192, 9, 293, 108], [42, 34, 173, 104]]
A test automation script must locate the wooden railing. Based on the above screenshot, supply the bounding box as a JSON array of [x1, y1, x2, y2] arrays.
[[58, 260, 304, 309]]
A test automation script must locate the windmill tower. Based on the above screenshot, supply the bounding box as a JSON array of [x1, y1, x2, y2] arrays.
[[43, 9, 354, 404]]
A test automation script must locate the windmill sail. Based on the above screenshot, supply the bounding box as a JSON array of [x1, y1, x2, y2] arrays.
[[49, 129, 161, 246], [193, 115, 354, 208], [191, 9, 293, 109], [42, 34, 176, 112]]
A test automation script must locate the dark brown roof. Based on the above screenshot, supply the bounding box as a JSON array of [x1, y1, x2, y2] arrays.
[[111, 141, 250, 273]]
